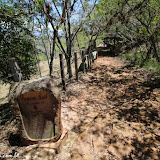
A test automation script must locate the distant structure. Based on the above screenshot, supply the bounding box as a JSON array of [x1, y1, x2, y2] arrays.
[[103, 41, 105, 47]]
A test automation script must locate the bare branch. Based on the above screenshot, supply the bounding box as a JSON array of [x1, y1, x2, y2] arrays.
[[36, 17, 50, 66], [52, 0, 61, 18], [71, 0, 98, 42], [80, 0, 85, 12]]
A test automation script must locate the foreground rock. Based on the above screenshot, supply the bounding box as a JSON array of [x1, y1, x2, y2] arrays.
[[9, 77, 66, 146]]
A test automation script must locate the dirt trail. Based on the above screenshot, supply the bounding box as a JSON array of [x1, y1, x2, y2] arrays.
[[59, 57, 160, 160], [0, 56, 160, 160]]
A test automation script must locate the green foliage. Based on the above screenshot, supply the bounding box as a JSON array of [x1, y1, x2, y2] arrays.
[[39, 53, 48, 61], [144, 60, 160, 75], [0, 3, 38, 83], [120, 51, 160, 75], [92, 0, 160, 66], [35, 0, 45, 2], [1, 0, 160, 79]]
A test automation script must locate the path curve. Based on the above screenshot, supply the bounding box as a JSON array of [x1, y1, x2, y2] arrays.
[[58, 57, 160, 160]]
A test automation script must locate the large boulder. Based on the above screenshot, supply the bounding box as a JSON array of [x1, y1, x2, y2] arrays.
[[9, 77, 63, 145]]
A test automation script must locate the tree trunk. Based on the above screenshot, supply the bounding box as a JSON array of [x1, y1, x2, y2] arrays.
[[65, 55, 72, 79], [151, 36, 160, 62], [134, 48, 137, 63], [140, 50, 145, 67], [145, 45, 152, 61], [64, 8, 73, 79], [67, 9, 72, 78], [49, 29, 57, 76]]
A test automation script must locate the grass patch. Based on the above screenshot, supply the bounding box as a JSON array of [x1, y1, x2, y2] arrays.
[[119, 52, 160, 75], [39, 53, 48, 61], [143, 60, 160, 75]]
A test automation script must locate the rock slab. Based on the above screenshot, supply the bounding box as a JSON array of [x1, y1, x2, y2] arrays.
[[9, 77, 63, 145]]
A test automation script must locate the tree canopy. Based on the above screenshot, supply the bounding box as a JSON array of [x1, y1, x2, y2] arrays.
[[0, 0, 160, 83], [0, 1, 40, 83]]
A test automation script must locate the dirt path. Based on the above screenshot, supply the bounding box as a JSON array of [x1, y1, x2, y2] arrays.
[[0, 57, 160, 160], [58, 57, 160, 160]]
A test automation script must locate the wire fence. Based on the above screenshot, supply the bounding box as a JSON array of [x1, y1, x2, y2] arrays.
[[37, 51, 83, 80]]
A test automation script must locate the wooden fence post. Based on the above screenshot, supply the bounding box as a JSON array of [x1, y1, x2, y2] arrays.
[[59, 53, 66, 91], [84, 55, 88, 73], [81, 50, 85, 73], [86, 55, 89, 71], [74, 52, 78, 80], [87, 55, 90, 70], [90, 52, 92, 69], [88, 52, 91, 69], [8, 58, 22, 82]]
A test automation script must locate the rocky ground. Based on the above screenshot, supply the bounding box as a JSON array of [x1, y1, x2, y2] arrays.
[[0, 56, 160, 160]]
